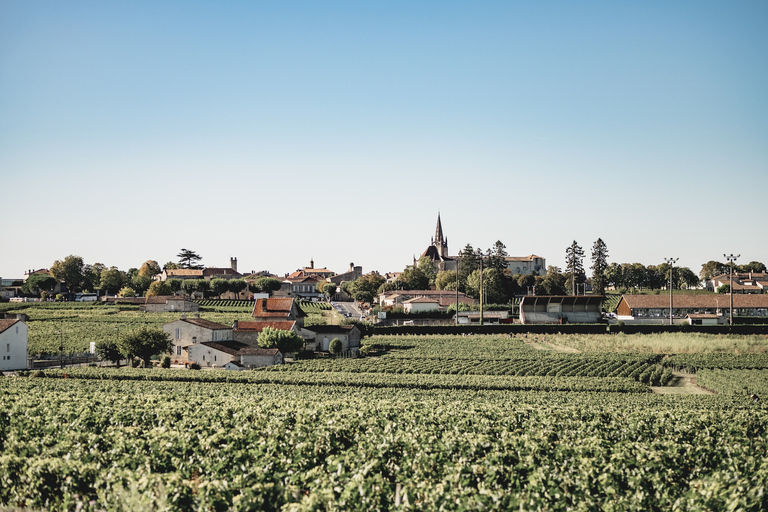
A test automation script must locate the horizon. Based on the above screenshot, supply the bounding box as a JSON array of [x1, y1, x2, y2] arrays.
[[2, 1, 766, 279]]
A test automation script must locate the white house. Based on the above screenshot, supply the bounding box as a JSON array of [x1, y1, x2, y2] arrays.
[[0, 317, 28, 371], [163, 315, 234, 363], [239, 348, 284, 368], [402, 297, 441, 314], [187, 340, 248, 367]]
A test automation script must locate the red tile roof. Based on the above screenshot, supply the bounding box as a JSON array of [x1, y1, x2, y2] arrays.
[[235, 320, 295, 332], [0, 318, 20, 334], [620, 294, 768, 309], [251, 298, 305, 318]]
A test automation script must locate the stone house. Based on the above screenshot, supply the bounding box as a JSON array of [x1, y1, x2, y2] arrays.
[[304, 324, 362, 352], [187, 340, 247, 367], [232, 320, 304, 346], [0, 317, 28, 371], [163, 315, 234, 363], [402, 297, 441, 314], [240, 348, 284, 368]]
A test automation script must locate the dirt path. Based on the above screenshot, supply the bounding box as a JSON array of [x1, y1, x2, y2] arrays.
[[522, 338, 580, 353], [650, 371, 715, 395]]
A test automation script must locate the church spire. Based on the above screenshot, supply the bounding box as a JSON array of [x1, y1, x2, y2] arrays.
[[435, 213, 444, 245]]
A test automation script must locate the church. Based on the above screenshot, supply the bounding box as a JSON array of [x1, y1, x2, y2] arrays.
[[416, 214, 546, 276]]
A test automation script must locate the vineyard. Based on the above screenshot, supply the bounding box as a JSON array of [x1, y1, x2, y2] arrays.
[[0, 379, 765, 511]]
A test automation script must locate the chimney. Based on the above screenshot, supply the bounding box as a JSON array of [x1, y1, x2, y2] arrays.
[[231, 257, 237, 272], [310, 258, 314, 269], [262, 298, 268, 311]]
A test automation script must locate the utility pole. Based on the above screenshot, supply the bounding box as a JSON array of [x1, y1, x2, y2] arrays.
[[479, 254, 484, 326], [455, 259, 459, 326], [663, 258, 678, 325], [724, 253, 739, 325]]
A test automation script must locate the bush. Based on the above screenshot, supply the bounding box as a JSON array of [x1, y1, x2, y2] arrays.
[[161, 355, 171, 369], [329, 338, 342, 355], [189, 362, 201, 370]]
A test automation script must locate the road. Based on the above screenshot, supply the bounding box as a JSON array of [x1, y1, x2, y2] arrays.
[[332, 300, 364, 321]]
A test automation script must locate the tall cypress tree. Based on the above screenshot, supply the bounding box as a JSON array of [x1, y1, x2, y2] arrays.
[[565, 240, 585, 295]]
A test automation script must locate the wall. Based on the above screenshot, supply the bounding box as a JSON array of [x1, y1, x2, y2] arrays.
[[0, 321, 28, 371]]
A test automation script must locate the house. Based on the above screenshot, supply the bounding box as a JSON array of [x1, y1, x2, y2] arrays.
[[304, 324, 362, 352], [616, 294, 768, 321], [327, 263, 363, 285], [224, 360, 247, 371], [233, 320, 304, 346], [163, 315, 233, 363], [686, 314, 726, 325], [157, 268, 204, 281], [187, 340, 248, 367], [251, 297, 306, 327], [519, 295, 604, 324], [0, 317, 28, 371], [504, 255, 547, 277], [283, 275, 322, 300], [402, 297, 441, 314], [240, 348, 284, 368], [202, 258, 242, 280], [710, 272, 768, 294], [288, 259, 336, 280], [142, 296, 200, 313]]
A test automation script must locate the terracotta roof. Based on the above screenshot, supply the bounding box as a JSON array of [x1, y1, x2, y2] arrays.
[[235, 321, 295, 332], [252, 298, 306, 318], [403, 297, 440, 304], [199, 340, 249, 356], [166, 269, 204, 277], [240, 348, 281, 356], [0, 318, 20, 334], [145, 295, 176, 304], [620, 294, 768, 309], [203, 268, 242, 278]]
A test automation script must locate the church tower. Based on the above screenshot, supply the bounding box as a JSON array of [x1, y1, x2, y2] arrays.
[[434, 213, 449, 259]]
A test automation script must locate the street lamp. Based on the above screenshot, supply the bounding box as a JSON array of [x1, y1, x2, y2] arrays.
[[663, 258, 678, 325], [724, 253, 739, 325]]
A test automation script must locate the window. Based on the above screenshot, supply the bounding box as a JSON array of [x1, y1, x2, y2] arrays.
[[202, 355, 205, 361], [175, 328, 181, 340], [6, 343, 8, 353], [176, 346, 182, 356], [214, 355, 217, 361]]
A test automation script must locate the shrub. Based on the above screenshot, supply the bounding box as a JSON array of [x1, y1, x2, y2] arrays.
[[30, 370, 46, 378], [161, 355, 171, 369], [189, 362, 201, 370], [329, 338, 342, 355]]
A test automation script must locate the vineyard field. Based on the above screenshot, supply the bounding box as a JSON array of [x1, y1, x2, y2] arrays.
[[1, 379, 765, 511]]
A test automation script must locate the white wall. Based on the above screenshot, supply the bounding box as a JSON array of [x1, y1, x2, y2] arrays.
[[0, 321, 28, 371]]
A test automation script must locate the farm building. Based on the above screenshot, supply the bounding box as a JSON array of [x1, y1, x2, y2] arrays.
[[239, 348, 284, 368], [519, 296, 604, 324], [232, 320, 308, 346], [0, 317, 28, 371], [616, 294, 768, 320], [402, 297, 441, 314], [304, 324, 362, 352], [251, 297, 306, 326], [187, 340, 248, 368], [163, 316, 233, 363]]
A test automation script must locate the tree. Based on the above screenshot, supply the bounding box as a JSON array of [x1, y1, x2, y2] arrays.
[[21, 273, 57, 297], [456, 244, 478, 291], [417, 255, 438, 286], [517, 274, 536, 295], [739, 261, 767, 273], [99, 267, 125, 295], [118, 286, 137, 297], [50, 255, 86, 294], [119, 327, 174, 367], [488, 240, 509, 273], [228, 279, 247, 298], [177, 249, 203, 269], [466, 268, 506, 304], [164, 262, 179, 270], [181, 279, 198, 296], [717, 284, 730, 294], [435, 270, 457, 291], [251, 277, 283, 295], [537, 266, 567, 295], [564, 241, 585, 295], [210, 278, 230, 298], [95, 338, 123, 367], [138, 260, 162, 278], [195, 279, 210, 298], [131, 274, 153, 295], [678, 267, 700, 289], [166, 278, 183, 295], [322, 282, 337, 299], [347, 273, 386, 304], [257, 326, 304, 354], [329, 338, 342, 355], [700, 260, 727, 281], [396, 266, 429, 291], [146, 281, 172, 297], [82, 263, 107, 292], [590, 239, 609, 295]]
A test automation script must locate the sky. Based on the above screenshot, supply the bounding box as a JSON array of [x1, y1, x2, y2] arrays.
[[2, 1, 767, 279]]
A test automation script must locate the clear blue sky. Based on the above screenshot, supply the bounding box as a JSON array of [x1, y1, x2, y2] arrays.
[[2, 1, 766, 279]]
